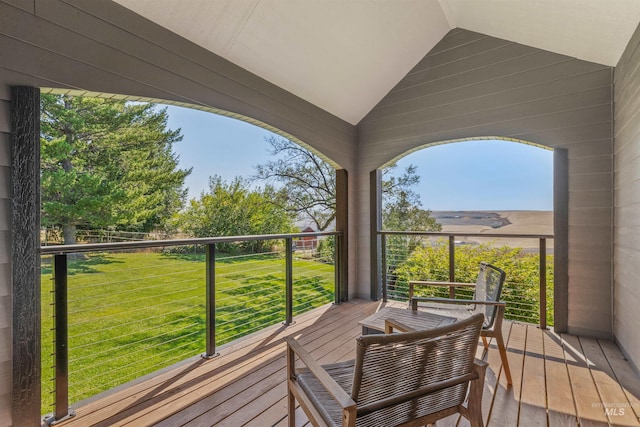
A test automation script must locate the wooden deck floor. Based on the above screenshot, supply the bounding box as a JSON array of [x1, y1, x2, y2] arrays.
[[55, 300, 640, 427]]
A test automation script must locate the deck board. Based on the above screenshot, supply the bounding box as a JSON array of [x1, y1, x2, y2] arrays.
[[562, 334, 610, 426], [487, 322, 524, 426], [55, 300, 640, 427], [482, 321, 512, 424], [599, 339, 640, 421], [543, 330, 579, 426], [519, 325, 548, 426], [580, 337, 640, 426]]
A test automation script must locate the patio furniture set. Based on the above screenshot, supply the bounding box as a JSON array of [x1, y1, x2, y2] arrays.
[[285, 261, 509, 427]]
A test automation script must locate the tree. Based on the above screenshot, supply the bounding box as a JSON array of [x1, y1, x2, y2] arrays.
[[41, 94, 191, 244], [378, 163, 442, 293], [255, 137, 441, 233], [254, 137, 336, 231], [382, 164, 441, 232], [174, 176, 296, 253]]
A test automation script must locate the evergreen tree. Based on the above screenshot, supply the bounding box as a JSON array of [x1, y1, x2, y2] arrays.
[[40, 94, 191, 244]]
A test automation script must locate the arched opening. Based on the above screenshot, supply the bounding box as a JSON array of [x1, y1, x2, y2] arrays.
[[14, 91, 347, 420], [372, 137, 562, 330]]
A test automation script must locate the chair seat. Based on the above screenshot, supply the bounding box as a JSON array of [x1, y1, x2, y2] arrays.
[[297, 360, 355, 426], [297, 359, 472, 427]]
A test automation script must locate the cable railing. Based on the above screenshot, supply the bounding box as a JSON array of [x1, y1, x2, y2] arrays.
[[377, 231, 553, 329], [40, 232, 342, 423]]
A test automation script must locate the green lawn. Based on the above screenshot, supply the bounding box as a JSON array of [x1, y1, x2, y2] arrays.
[[41, 250, 334, 414]]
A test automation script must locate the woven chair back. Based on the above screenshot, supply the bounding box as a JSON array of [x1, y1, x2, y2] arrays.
[[350, 313, 484, 426], [474, 262, 506, 329]]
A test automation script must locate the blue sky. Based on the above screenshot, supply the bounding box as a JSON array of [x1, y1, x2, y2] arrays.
[[165, 105, 553, 211]]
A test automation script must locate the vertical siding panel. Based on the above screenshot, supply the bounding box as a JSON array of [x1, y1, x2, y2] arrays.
[[614, 22, 640, 372], [0, 83, 10, 426], [0, 101, 9, 133], [0, 359, 10, 411], [357, 29, 614, 337]]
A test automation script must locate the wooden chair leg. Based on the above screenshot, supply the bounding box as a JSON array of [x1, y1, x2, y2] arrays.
[[467, 361, 487, 427], [495, 332, 512, 386], [287, 385, 295, 427], [481, 335, 489, 349], [286, 345, 296, 427]]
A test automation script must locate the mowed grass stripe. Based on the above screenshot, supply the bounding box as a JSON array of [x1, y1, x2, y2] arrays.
[[41, 250, 335, 414]]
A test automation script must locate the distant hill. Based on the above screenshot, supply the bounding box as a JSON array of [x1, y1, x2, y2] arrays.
[[431, 211, 511, 228], [431, 210, 553, 250]]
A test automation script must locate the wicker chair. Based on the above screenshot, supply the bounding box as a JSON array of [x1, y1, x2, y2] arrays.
[[408, 261, 512, 385], [285, 313, 487, 427]]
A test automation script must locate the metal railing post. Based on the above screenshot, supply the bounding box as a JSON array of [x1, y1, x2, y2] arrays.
[[334, 235, 340, 304], [381, 233, 388, 302], [448, 235, 456, 298], [334, 234, 347, 304], [53, 253, 71, 421], [203, 244, 218, 358], [285, 238, 294, 325], [539, 238, 547, 330]]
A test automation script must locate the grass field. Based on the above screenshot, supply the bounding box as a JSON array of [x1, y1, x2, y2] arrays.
[[41, 249, 334, 414]]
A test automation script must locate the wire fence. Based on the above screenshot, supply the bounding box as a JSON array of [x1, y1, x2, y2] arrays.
[[380, 233, 553, 326], [40, 234, 337, 416], [40, 227, 183, 245]]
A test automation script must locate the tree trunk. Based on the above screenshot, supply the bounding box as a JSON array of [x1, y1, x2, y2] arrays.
[[63, 224, 77, 245]]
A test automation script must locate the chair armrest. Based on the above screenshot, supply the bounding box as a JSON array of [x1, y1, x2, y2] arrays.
[[384, 319, 416, 333], [284, 336, 356, 409], [413, 297, 506, 306], [409, 280, 476, 288], [474, 359, 489, 370]]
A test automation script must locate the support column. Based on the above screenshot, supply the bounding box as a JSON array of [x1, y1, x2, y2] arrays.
[[370, 170, 382, 300], [554, 148, 568, 333], [335, 169, 348, 302], [11, 86, 41, 426]]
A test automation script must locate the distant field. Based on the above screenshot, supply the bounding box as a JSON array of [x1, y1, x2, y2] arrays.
[[432, 210, 553, 250]]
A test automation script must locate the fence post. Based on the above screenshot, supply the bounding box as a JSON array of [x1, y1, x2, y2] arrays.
[[285, 238, 294, 325], [53, 253, 72, 421], [203, 244, 218, 358], [539, 238, 547, 330], [381, 234, 387, 302], [448, 236, 456, 298]]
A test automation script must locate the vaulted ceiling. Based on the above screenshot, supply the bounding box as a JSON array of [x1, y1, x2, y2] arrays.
[[113, 0, 640, 125]]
